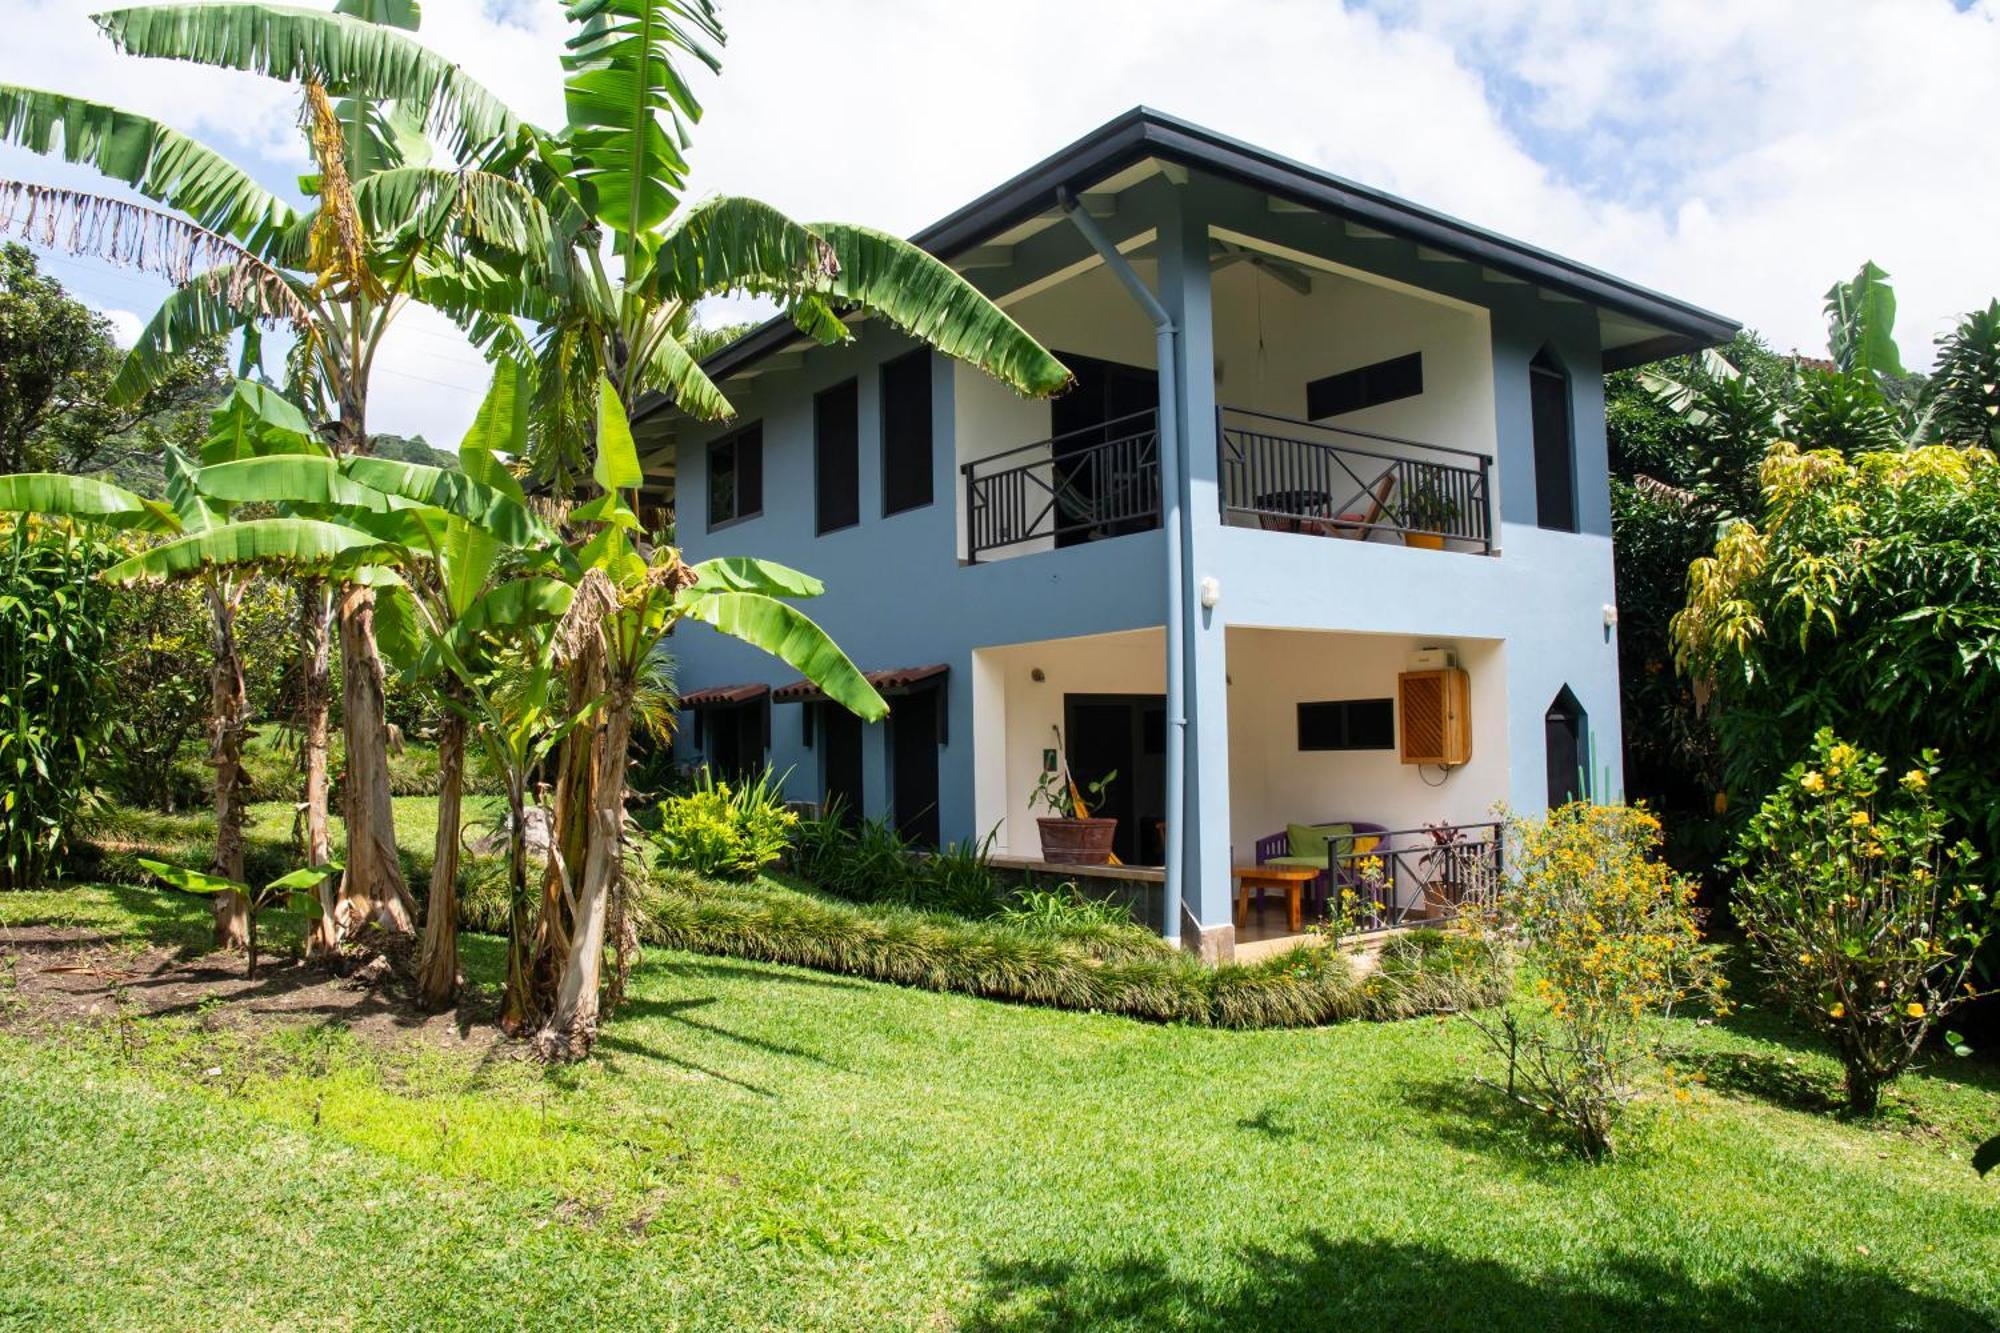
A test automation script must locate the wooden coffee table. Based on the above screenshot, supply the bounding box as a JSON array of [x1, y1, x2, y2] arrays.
[[1233, 864, 1320, 933]]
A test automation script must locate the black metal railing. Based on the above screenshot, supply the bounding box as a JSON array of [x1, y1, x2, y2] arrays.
[[1218, 406, 1493, 552], [1250, 821, 1504, 933], [963, 408, 1160, 562]]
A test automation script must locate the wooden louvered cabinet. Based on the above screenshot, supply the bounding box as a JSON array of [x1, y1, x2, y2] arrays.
[[1398, 668, 1472, 766]]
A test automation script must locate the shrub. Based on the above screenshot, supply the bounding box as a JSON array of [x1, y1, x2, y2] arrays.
[[789, 803, 1004, 916], [1473, 803, 1723, 1159], [642, 874, 1509, 1030], [1, 517, 118, 890], [651, 769, 796, 880], [1734, 731, 1988, 1115]]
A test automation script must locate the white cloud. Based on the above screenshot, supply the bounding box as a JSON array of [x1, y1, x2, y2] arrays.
[[100, 307, 144, 347], [4, 0, 1997, 449]]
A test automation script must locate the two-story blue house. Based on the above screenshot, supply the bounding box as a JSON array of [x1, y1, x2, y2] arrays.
[[636, 109, 1737, 962]]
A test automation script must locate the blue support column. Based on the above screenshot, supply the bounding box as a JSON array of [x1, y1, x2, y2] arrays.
[[1159, 191, 1236, 955]]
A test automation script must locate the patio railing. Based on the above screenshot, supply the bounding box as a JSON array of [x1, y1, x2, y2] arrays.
[[1253, 821, 1504, 932], [1218, 406, 1494, 552], [962, 408, 1160, 562]]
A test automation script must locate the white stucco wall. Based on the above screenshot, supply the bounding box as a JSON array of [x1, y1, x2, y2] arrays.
[[972, 628, 1165, 857], [1223, 629, 1509, 859]]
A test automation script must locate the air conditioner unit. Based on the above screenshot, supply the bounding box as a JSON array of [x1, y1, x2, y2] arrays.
[[1398, 668, 1472, 766], [1407, 647, 1456, 672]]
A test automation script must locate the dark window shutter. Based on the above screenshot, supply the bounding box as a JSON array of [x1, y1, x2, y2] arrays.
[[1306, 351, 1424, 420], [881, 350, 934, 515], [1530, 353, 1576, 532], [737, 423, 763, 519], [815, 380, 860, 534]]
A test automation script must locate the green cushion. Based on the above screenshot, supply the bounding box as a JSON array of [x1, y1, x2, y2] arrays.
[[1285, 823, 1330, 864], [1319, 822, 1356, 861], [1267, 855, 1327, 870]]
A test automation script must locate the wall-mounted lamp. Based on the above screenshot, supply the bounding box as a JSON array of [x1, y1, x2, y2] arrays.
[[1198, 576, 1222, 609], [1030, 667, 1046, 683], [1601, 603, 1619, 630]]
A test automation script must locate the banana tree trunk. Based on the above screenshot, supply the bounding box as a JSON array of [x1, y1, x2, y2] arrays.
[[416, 707, 466, 1010], [298, 578, 339, 957], [205, 578, 249, 950], [506, 656, 598, 1031], [535, 698, 633, 1062], [335, 582, 415, 936], [498, 771, 535, 1034]]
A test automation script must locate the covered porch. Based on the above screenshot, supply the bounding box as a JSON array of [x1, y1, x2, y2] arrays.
[[970, 625, 1511, 955]]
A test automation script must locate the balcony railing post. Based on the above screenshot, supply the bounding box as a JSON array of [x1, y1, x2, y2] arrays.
[[1477, 452, 1493, 552]]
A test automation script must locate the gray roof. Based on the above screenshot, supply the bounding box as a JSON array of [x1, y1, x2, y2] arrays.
[[647, 107, 1737, 417]]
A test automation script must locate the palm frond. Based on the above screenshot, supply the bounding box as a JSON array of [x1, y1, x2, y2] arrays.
[[639, 194, 832, 305], [354, 165, 548, 255], [633, 320, 731, 420], [110, 261, 315, 404], [811, 223, 1072, 398], [102, 516, 391, 584], [94, 3, 523, 163], [0, 83, 296, 251], [559, 0, 723, 239]]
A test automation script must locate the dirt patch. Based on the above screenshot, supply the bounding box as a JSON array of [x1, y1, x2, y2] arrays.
[[0, 921, 514, 1060]]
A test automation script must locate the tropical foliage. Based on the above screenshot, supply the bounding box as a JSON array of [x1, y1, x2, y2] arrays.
[[0, 516, 119, 890], [1673, 442, 2000, 861], [650, 767, 797, 880], [1472, 803, 1723, 1158], [1734, 731, 1988, 1115]]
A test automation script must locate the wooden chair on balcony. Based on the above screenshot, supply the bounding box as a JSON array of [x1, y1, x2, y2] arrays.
[[1328, 470, 1398, 540]]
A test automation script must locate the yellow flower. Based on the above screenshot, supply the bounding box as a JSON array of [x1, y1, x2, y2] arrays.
[[1902, 769, 1928, 791], [1798, 952, 1814, 966], [1828, 1002, 1846, 1018], [1848, 811, 1872, 828], [1801, 770, 1826, 793], [1906, 1002, 1925, 1018]]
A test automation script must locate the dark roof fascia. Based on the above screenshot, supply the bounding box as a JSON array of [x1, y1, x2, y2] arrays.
[[652, 108, 1737, 417]]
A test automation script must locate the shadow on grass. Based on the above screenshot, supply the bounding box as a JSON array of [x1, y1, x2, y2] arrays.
[[613, 993, 850, 1072], [963, 1232, 1996, 1332], [651, 956, 871, 992], [594, 1035, 777, 1098], [1233, 1108, 1292, 1141], [1396, 1077, 1582, 1167]]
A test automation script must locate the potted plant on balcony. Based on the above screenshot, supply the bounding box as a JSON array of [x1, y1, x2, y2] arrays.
[[1397, 477, 1460, 550], [1031, 766, 1120, 865]]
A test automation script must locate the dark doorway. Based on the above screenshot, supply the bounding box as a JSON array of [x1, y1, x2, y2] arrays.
[[890, 686, 942, 847], [704, 700, 767, 784], [818, 703, 864, 826], [1062, 693, 1168, 865], [1545, 686, 1587, 808], [1050, 352, 1160, 547]]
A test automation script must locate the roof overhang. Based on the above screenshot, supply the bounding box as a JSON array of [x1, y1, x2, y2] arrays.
[[643, 108, 1737, 423]]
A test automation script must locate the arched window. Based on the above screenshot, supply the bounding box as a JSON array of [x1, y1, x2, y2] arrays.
[[1545, 687, 1587, 808], [1530, 348, 1577, 533]]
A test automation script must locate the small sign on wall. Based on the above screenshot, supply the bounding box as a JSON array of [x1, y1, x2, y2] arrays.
[[1043, 748, 1059, 773]]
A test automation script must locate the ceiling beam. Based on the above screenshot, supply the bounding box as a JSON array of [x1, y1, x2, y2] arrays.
[[954, 244, 1014, 271], [1343, 220, 1393, 240]]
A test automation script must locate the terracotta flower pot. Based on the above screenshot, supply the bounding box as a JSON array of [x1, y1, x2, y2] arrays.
[[1036, 817, 1119, 866]]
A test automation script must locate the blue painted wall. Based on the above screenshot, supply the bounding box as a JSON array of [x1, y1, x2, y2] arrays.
[[666, 172, 1628, 929]]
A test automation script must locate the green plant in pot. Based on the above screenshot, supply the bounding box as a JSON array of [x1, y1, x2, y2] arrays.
[[1031, 767, 1120, 866], [1398, 476, 1460, 549]]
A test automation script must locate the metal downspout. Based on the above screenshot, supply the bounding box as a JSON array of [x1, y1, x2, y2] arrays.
[[1058, 188, 1186, 942]]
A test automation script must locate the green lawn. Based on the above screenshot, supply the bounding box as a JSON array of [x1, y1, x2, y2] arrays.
[[1, 883, 1997, 1331]]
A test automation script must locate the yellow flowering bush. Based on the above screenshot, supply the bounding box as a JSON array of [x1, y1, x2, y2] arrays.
[[1735, 729, 1987, 1115], [1472, 802, 1722, 1159]]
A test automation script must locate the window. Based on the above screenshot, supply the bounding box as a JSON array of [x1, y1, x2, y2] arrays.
[[880, 350, 933, 515], [1545, 686, 1587, 807], [889, 684, 942, 848], [1530, 349, 1576, 533], [1307, 352, 1423, 420], [817, 702, 864, 827], [1297, 698, 1396, 751], [707, 423, 763, 529], [814, 380, 859, 534]]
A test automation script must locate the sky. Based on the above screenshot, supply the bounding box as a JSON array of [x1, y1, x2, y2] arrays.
[[3, 0, 1998, 448]]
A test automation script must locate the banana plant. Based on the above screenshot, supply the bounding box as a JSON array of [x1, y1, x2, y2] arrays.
[[138, 858, 341, 979], [531, 379, 887, 1059], [0, 1, 554, 948], [0, 381, 366, 949]]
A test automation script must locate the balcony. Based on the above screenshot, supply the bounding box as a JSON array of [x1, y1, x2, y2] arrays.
[[1218, 407, 1494, 552], [962, 408, 1161, 562], [961, 405, 1494, 563]]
